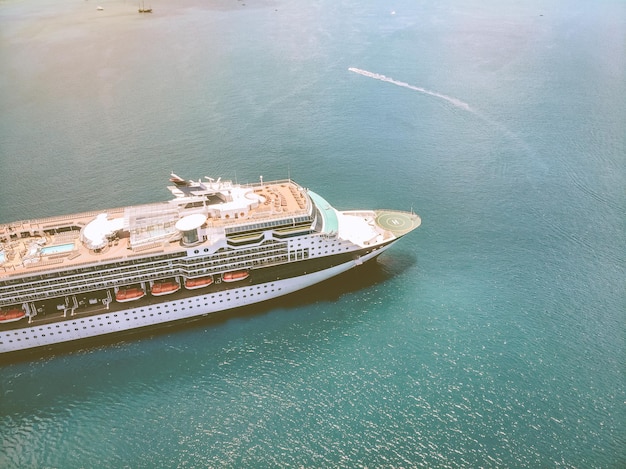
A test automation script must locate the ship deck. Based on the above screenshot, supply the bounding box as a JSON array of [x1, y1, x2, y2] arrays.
[[0, 180, 309, 280]]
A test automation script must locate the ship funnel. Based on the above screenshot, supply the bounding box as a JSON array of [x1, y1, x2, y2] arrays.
[[175, 214, 207, 246]]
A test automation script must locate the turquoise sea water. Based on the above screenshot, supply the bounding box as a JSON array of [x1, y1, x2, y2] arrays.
[[1, 0, 625, 467]]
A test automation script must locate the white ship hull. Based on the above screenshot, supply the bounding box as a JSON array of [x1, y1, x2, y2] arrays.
[[0, 243, 393, 356], [1, 175, 421, 359]]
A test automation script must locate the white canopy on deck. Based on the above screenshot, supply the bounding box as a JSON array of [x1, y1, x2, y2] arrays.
[[81, 213, 124, 250]]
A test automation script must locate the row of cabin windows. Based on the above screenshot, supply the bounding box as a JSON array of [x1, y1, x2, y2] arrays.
[[1, 285, 283, 344]]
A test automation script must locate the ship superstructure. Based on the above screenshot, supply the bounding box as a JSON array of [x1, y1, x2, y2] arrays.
[[0, 175, 420, 355]]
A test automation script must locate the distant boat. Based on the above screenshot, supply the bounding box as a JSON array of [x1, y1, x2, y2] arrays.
[[97, 6, 104, 10], [138, 1, 152, 13]]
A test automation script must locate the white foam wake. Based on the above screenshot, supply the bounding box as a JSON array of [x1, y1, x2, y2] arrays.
[[348, 67, 472, 112]]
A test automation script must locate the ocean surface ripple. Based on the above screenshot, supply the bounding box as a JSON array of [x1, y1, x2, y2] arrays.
[[1, 0, 625, 467]]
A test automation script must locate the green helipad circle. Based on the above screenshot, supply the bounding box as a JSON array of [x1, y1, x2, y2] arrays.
[[375, 211, 421, 235]]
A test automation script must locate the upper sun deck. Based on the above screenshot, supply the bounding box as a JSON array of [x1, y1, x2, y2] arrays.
[[0, 178, 312, 281]]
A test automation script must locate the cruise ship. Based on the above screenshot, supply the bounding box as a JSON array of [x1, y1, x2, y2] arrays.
[[0, 174, 420, 357]]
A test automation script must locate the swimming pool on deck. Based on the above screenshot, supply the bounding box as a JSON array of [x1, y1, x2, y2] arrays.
[[41, 243, 75, 255]]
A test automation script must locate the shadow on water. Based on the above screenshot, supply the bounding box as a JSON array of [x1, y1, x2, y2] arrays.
[[0, 253, 417, 418], [1, 252, 417, 367]]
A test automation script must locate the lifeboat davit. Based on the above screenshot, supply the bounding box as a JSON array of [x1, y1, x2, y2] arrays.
[[222, 270, 249, 283], [116, 287, 146, 302], [0, 307, 26, 324], [151, 280, 180, 296], [184, 276, 213, 290]]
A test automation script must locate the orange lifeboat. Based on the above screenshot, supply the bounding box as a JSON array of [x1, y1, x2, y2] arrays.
[[222, 270, 249, 283], [184, 276, 213, 290], [151, 280, 180, 296], [116, 287, 146, 302], [0, 307, 26, 324]]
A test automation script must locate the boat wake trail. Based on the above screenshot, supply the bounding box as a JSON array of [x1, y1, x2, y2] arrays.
[[348, 67, 472, 112], [348, 66, 544, 192], [349, 66, 539, 165]]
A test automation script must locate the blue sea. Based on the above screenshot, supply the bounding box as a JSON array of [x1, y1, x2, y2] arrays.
[[1, 0, 624, 467]]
